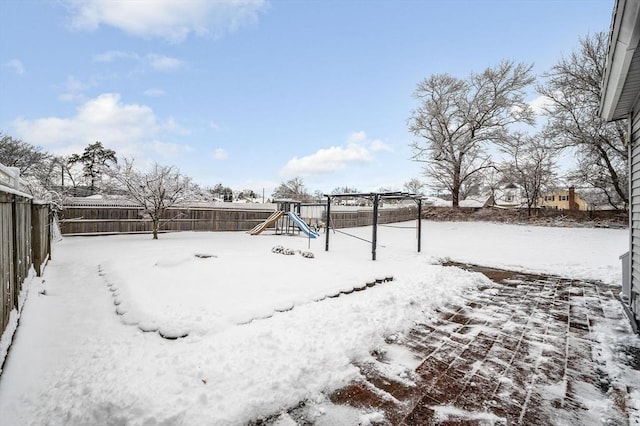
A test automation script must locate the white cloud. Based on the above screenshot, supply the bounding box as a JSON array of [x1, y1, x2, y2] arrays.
[[213, 148, 228, 160], [58, 93, 85, 103], [64, 0, 267, 43], [347, 131, 366, 143], [347, 130, 392, 152], [4, 59, 25, 75], [150, 141, 192, 158], [144, 88, 166, 97], [94, 50, 184, 72], [145, 54, 184, 71], [93, 50, 139, 62], [12, 93, 188, 160], [280, 131, 391, 177], [56, 75, 90, 102], [63, 75, 88, 92], [529, 95, 553, 115], [369, 139, 392, 152]]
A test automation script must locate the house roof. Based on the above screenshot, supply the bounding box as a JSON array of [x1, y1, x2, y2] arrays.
[[459, 196, 492, 208], [600, 0, 640, 121]]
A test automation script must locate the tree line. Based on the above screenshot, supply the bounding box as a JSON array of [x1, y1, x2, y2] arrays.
[[0, 139, 259, 239], [408, 32, 626, 212]]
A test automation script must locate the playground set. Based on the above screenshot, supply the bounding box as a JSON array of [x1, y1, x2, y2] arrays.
[[249, 200, 319, 239], [249, 192, 423, 261]]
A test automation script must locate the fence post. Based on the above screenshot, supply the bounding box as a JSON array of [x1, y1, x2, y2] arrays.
[[372, 194, 379, 261], [417, 199, 422, 253], [31, 204, 42, 276], [325, 196, 331, 252], [0, 191, 14, 335], [11, 195, 19, 310], [48, 210, 53, 261]]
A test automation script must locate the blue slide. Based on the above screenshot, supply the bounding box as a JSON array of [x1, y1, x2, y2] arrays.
[[286, 212, 319, 238]]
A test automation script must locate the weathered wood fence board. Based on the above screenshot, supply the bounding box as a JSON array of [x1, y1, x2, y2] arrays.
[[58, 204, 419, 235], [12, 198, 31, 310], [0, 194, 15, 338], [328, 207, 418, 229], [31, 204, 51, 276], [0, 191, 51, 340], [59, 207, 277, 234]]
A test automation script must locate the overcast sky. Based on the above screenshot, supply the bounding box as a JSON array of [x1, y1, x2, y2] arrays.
[[0, 0, 613, 195]]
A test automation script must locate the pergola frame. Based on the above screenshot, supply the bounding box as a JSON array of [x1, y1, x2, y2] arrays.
[[324, 192, 423, 260]]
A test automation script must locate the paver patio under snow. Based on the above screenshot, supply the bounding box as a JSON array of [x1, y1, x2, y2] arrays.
[[323, 264, 640, 425], [0, 220, 637, 425]]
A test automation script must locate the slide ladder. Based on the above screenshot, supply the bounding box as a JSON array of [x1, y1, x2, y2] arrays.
[[249, 210, 284, 235]]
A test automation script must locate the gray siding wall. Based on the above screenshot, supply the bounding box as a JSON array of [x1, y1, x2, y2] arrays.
[[630, 107, 640, 322]]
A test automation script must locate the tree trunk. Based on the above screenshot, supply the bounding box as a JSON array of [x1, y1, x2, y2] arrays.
[[451, 188, 460, 208], [595, 143, 628, 205], [152, 219, 159, 240], [452, 159, 461, 208]]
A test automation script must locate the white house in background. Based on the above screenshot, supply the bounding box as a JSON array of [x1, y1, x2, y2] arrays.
[[0, 164, 24, 192], [459, 196, 492, 209], [492, 183, 525, 209], [600, 0, 640, 331]]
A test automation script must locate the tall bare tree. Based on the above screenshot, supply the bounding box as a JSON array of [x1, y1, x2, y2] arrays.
[[477, 166, 504, 206], [409, 61, 535, 207], [331, 186, 360, 194], [500, 133, 556, 216], [272, 177, 309, 201], [538, 32, 628, 210], [0, 133, 67, 201], [403, 178, 425, 194], [113, 160, 192, 239], [0, 134, 51, 176]]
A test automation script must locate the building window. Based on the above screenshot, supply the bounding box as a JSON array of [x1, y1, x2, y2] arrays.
[[559, 195, 568, 201], [545, 195, 555, 202], [506, 195, 513, 202]]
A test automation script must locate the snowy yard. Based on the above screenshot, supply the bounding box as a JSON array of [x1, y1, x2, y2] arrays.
[[0, 221, 632, 425]]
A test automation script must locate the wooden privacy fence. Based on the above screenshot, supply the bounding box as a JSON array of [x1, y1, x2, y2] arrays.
[[58, 201, 419, 235], [59, 205, 278, 235], [0, 188, 51, 341], [326, 206, 418, 229]]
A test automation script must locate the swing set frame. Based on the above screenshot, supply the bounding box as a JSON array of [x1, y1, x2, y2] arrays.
[[323, 192, 423, 261]]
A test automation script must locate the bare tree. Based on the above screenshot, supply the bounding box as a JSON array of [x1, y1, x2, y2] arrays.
[[113, 160, 192, 239], [500, 133, 556, 216], [477, 166, 504, 205], [272, 177, 309, 201], [458, 172, 484, 201], [538, 32, 628, 210], [331, 186, 360, 194], [409, 61, 535, 207], [403, 178, 425, 194], [0, 133, 51, 176], [0, 134, 69, 202]]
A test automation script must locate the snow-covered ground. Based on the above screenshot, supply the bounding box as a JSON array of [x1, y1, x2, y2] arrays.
[[0, 221, 630, 425]]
